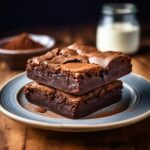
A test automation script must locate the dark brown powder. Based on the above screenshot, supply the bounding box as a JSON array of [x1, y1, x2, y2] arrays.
[[2, 32, 44, 50]]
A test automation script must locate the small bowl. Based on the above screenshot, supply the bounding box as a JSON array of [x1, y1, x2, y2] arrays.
[[0, 34, 55, 70]]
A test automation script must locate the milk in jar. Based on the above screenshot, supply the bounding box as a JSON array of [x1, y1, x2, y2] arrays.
[[96, 3, 140, 54]]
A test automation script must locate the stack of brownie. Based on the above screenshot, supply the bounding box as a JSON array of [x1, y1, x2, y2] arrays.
[[24, 43, 132, 119]]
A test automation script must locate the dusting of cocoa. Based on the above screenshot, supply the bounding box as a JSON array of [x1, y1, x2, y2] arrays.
[[2, 32, 44, 50]]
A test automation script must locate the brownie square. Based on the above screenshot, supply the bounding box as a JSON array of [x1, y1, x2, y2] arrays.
[[26, 43, 131, 95], [24, 80, 123, 119]]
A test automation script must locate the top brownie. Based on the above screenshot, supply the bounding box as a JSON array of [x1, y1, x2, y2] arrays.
[[27, 43, 132, 95]]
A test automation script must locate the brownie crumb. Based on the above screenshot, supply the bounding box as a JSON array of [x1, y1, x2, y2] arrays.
[[35, 106, 47, 113]]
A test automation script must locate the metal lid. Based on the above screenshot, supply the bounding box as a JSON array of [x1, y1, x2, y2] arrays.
[[102, 3, 137, 15]]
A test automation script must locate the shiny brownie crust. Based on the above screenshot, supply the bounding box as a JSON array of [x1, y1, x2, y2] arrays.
[[26, 43, 131, 95]]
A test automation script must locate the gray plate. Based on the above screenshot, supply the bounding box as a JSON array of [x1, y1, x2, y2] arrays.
[[0, 72, 150, 132]]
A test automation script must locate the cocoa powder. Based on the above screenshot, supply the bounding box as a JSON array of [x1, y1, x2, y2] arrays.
[[2, 32, 43, 50]]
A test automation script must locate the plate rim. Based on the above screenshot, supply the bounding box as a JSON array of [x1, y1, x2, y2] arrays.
[[0, 72, 150, 131]]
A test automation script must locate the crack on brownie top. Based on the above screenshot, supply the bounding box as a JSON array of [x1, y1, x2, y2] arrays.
[[62, 55, 89, 64], [27, 48, 61, 65], [59, 48, 77, 56]]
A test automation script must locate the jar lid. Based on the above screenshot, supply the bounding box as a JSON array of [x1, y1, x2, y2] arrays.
[[102, 3, 137, 15]]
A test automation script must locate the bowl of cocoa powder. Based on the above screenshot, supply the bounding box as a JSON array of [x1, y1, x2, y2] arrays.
[[0, 32, 55, 69]]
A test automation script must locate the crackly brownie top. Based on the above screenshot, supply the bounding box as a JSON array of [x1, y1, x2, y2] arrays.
[[25, 80, 122, 106], [27, 43, 131, 74]]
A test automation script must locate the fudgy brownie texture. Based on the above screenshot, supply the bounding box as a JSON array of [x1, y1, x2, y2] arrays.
[[27, 43, 131, 95], [24, 81, 123, 119]]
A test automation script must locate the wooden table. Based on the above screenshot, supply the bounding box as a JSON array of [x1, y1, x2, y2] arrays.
[[0, 25, 150, 150]]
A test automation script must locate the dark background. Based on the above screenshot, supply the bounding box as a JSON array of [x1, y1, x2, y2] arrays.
[[0, 0, 149, 31]]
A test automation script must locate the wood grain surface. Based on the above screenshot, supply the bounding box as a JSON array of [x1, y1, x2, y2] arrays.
[[0, 25, 150, 150]]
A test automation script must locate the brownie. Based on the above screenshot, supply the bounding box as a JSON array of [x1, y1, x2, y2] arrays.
[[27, 43, 131, 95], [24, 80, 123, 119]]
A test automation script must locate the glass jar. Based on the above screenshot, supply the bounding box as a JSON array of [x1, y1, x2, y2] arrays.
[[96, 3, 140, 54]]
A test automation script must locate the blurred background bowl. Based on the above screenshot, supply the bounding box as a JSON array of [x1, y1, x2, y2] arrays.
[[0, 34, 55, 70]]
